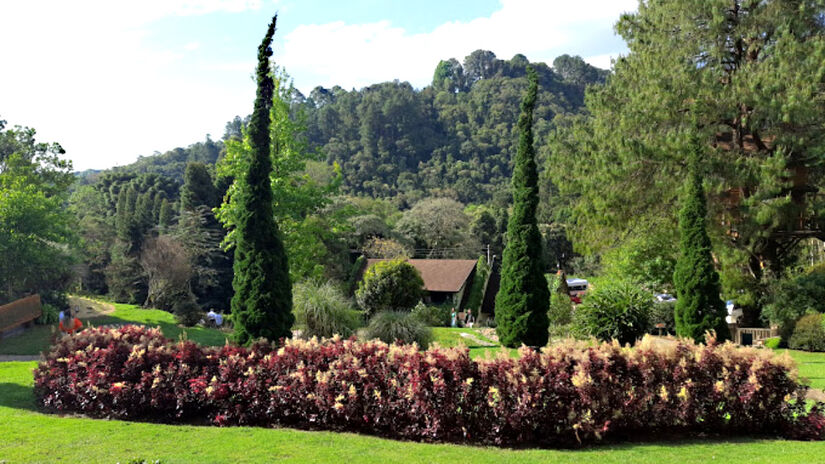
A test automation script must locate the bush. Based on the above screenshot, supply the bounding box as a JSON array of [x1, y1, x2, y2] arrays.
[[547, 274, 574, 339], [355, 259, 424, 317], [574, 281, 652, 345], [650, 300, 676, 334], [293, 281, 362, 338], [364, 311, 432, 348], [36, 303, 59, 325], [789, 313, 825, 352], [764, 337, 781, 349], [173, 295, 202, 327], [763, 266, 825, 346], [410, 301, 451, 327], [35, 325, 824, 445]]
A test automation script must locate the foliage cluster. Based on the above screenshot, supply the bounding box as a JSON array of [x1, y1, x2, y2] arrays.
[[364, 311, 433, 348], [35, 325, 825, 446], [355, 259, 424, 318], [573, 281, 652, 346], [789, 314, 825, 353], [410, 301, 451, 328], [463, 258, 490, 313], [763, 265, 825, 345], [293, 281, 362, 339]]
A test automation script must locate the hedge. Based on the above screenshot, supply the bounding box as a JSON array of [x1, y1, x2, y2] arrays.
[[35, 325, 825, 446]]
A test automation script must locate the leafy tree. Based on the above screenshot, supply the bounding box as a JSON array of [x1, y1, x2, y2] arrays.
[[549, 0, 825, 321], [355, 258, 424, 318], [0, 119, 75, 304], [495, 67, 550, 348], [394, 197, 478, 258], [229, 16, 294, 344], [673, 157, 729, 342]]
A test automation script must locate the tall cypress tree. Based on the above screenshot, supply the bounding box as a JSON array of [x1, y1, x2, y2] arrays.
[[231, 15, 293, 344], [673, 150, 729, 342], [495, 67, 549, 348]]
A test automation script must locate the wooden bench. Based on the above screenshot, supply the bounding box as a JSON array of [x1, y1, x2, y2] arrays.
[[0, 295, 43, 337]]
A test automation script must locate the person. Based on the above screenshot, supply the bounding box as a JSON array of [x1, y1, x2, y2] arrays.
[[59, 308, 83, 335], [465, 308, 475, 328], [450, 307, 457, 328], [206, 310, 223, 327]]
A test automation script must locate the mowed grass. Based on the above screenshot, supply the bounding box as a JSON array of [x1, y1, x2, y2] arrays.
[[431, 327, 519, 359], [0, 303, 230, 356], [2, 361, 825, 463], [775, 349, 825, 390]]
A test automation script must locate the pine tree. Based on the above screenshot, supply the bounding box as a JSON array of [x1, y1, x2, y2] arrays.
[[231, 15, 294, 344], [673, 151, 729, 342], [158, 199, 174, 232], [495, 67, 549, 348], [181, 162, 219, 211]]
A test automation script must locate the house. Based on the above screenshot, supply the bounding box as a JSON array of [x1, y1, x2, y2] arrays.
[[364, 259, 478, 308]]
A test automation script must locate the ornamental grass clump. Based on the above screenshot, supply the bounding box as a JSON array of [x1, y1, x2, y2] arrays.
[[35, 325, 825, 446]]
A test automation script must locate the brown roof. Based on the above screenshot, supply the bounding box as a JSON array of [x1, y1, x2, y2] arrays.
[[365, 259, 477, 293]]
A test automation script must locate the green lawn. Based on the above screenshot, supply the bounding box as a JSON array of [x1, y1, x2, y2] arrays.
[[0, 303, 230, 356], [431, 327, 519, 359], [775, 349, 825, 390], [1, 361, 824, 463]]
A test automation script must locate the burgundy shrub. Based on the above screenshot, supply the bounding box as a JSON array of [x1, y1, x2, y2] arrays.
[[34, 326, 822, 446]]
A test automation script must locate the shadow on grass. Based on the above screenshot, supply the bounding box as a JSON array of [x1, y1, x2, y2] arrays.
[[0, 382, 38, 411]]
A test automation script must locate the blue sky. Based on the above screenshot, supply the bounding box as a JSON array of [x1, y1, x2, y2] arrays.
[[0, 0, 636, 170]]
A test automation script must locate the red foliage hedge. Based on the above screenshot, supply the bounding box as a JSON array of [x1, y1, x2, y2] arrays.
[[35, 325, 825, 446]]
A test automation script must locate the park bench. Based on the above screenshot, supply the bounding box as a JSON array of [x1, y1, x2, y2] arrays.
[[0, 295, 43, 338]]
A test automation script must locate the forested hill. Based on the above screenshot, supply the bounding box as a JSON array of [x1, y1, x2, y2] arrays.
[[302, 51, 605, 206], [82, 51, 606, 205]]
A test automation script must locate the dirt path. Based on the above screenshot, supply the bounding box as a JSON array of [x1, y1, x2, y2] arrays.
[[459, 331, 496, 347], [68, 296, 115, 319], [0, 355, 40, 362]]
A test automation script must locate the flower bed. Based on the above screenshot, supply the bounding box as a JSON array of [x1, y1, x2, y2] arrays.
[[34, 326, 825, 446]]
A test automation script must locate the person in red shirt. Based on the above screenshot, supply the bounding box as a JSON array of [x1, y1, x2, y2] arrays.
[[59, 308, 83, 335]]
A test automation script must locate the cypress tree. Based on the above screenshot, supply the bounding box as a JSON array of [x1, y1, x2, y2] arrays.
[[231, 15, 294, 344], [495, 67, 549, 348], [673, 150, 729, 342]]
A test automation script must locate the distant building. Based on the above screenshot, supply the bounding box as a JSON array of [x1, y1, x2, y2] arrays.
[[364, 259, 478, 308]]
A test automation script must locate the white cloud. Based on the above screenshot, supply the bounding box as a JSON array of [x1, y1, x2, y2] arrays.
[[584, 53, 620, 70], [0, 1, 273, 170], [0, 0, 635, 171], [281, 0, 636, 94]]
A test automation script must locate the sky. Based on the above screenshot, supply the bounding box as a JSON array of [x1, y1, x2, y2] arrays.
[[0, 0, 637, 171]]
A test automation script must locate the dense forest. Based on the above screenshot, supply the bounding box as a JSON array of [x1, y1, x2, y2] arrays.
[[58, 51, 603, 313]]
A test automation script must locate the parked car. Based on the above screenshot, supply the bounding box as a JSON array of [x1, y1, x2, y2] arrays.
[[566, 278, 588, 304], [654, 293, 676, 303]]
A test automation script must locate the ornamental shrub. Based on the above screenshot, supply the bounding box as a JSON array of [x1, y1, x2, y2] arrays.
[[173, 295, 202, 327], [410, 301, 451, 327], [650, 300, 676, 334], [364, 311, 432, 348], [763, 265, 825, 346], [35, 325, 825, 446], [763, 337, 781, 350], [355, 259, 424, 318], [789, 313, 825, 352], [36, 303, 59, 325], [574, 281, 652, 345], [293, 281, 362, 338]]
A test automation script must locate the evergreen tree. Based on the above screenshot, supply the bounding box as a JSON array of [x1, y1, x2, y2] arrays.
[[231, 15, 294, 344], [495, 67, 549, 348], [158, 199, 174, 231], [673, 151, 729, 342], [181, 162, 219, 211]]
